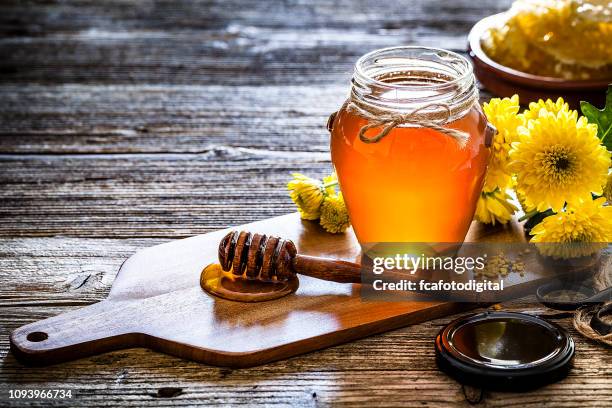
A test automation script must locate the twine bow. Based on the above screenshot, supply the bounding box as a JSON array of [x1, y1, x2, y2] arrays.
[[343, 93, 477, 148]]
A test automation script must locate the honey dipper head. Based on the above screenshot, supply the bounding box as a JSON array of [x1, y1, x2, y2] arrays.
[[218, 231, 297, 282]]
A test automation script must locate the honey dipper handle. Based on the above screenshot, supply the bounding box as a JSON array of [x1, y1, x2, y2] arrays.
[[291, 255, 362, 283]]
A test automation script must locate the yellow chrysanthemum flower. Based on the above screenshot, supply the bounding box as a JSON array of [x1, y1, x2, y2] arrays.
[[474, 188, 518, 225], [510, 109, 611, 212], [287, 173, 325, 220], [531, 197, 612, 259], [320, 192, 350, 233], [520, 97, 570, 123], [482, 95, 524, 191]]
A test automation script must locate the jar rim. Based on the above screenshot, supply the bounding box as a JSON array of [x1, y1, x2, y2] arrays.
[[353, 46, 473, 92], [350, 46, 478, 120]]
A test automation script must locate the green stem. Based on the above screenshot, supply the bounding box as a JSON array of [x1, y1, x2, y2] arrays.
[[518, 209, 538, 222], [491, 193, 512, 208], [322, 180, 339, 188], [600, 124, 611, 146]]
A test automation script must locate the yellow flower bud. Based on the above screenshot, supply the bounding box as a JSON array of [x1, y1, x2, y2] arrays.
[[474, 188, 518, 225], [287, 173, 324, 220], [320, 192, 350, 234]]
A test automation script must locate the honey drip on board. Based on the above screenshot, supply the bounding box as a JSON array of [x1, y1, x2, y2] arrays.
[[200, 264, 299, 302]]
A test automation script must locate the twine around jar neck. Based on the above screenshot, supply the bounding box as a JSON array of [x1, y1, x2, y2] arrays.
[[335, 46, 483, 148], [343, 89, 478, 148]]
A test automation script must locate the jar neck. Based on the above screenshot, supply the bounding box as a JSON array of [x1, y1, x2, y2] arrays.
[[350, 47, 478, 122]]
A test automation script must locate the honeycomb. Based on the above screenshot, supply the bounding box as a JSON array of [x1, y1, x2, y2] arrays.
[[482, 0, 612, 80]]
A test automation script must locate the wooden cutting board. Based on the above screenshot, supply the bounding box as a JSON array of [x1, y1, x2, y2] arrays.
[[10, 213, 561, 367]]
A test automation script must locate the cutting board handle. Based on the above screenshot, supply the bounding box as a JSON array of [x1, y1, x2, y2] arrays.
[[10, 300, 140, 365]]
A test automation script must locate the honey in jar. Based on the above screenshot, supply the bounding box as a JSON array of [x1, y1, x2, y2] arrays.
[[330, 47, 492, 244]]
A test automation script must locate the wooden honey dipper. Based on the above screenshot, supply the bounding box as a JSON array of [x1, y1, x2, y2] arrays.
[[218, 231, 363, 284]]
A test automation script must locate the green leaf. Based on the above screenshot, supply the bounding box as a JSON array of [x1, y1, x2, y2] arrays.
[[523, 209, 555, 236], [580, 85, 612, 151]]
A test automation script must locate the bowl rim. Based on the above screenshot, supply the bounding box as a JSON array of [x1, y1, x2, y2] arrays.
[[467, 13, 611, 90]]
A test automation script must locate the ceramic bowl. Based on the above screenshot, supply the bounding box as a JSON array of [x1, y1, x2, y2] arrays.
[[468, 13, 610, 108]]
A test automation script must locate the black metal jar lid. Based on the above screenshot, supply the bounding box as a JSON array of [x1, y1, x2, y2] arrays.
[[435, 311, 575, 390]]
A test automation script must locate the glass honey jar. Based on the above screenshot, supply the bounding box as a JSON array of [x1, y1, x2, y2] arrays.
[[330, 47, 493, 244]]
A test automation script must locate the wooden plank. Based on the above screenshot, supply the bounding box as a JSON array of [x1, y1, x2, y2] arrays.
[[0, 0, 513, 86], [0, 33, 468, 86], [0, 151, 333, 238], [0, 0, 508, 85], [0, 85, 495, 154], [0, 85, 346, 154], [1, 302, 609, 407], [0, 237, 163, 306], [0, 0, 512, 33]]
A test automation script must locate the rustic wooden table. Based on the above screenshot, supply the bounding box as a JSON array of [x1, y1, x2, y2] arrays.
[[0, 0, 610, 406]]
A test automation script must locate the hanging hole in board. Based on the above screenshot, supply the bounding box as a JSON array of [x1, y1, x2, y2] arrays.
[[26, 331, 48, 342]]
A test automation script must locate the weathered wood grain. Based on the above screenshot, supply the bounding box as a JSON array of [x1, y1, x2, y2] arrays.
[[0, 238, 609, 408], [0, 85, 494, 155], [0, 85, 346, 153], [1, 302, 610, 407], [0, 238, 163, 306], [0, 151, 334, 237], [0, 0, 512, 33], [0, 0, 512, 85], [1, 0, 608, 405]]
